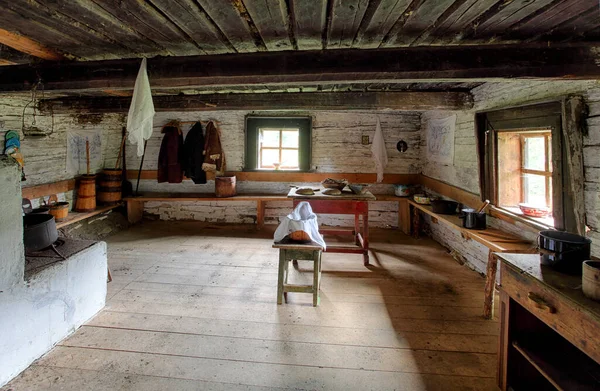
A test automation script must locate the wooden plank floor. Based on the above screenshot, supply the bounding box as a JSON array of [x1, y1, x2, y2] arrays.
[[3, 221, 500, 391]]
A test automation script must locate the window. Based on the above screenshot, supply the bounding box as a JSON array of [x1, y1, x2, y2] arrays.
[[477, 102, 571, 229], [497, 130, 553, 226], [245, 116, 311, 171]]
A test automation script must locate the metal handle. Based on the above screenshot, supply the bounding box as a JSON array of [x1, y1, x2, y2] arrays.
[[528, 292, 556, 313]]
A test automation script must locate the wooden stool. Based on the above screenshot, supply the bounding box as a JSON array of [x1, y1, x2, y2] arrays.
[[273, 242, 323, 307]]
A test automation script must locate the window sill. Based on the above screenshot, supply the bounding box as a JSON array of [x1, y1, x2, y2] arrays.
[[489, 206, 554, 232]]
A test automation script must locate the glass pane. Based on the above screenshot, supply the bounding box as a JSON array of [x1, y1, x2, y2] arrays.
[[261, 130, 280, 147], [260, 149, 280, 168], [523, 137, 545, 171], [281, 149, 299, 168], [281, 130, 299, 148], [547, 136, 553, 172], [523, 174, 547, 207]]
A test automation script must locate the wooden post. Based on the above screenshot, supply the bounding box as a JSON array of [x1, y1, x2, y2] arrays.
[[483, 250, 498, 320], [397, 199, 411, 235], [126, 200, 144, 224], [412, 205, 420, 239], [256, 200, 265, 230], [497, 289, 511, 390]]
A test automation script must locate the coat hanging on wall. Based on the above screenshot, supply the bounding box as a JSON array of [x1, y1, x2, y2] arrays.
[[183, 121, 207, 184], [157, 122, 184, 184], [127, 58, 155, 157], [202, 121, 226, 174]]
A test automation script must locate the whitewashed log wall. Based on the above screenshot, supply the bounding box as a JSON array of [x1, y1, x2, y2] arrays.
[[1, 99, 419, 227], [421, 80, 600, 273]]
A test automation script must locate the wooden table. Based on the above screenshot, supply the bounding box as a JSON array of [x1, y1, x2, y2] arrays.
[[287, 188, 376, 265], [408, 200, 536, 319], [495, 253, 600, 390]]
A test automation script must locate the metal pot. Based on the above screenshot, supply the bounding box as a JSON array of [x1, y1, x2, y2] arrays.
[[538, 230, 591, 275], [23, 214, 58, 251], [431, 200, 459, 215], [459, 208, 486, 230]]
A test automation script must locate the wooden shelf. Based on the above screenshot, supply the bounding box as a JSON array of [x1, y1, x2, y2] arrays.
[[512, 340, 599, 391], [408, 200, 535, 253], [56, 204, 122, 229]]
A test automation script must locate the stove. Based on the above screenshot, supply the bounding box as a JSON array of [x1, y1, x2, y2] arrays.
[[25, 237, 97, 275]]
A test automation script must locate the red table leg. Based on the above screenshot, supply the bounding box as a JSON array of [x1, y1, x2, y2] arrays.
[[362, 209, 369, 265]]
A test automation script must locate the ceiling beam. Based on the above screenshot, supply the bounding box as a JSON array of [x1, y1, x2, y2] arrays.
[[0, 28, 66, 61], [39, 91, 474, 113], [2, 44, 600, 93]]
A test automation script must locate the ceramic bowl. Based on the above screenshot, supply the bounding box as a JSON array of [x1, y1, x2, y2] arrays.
[[321, 178, 347, 190], [348, 183, 369, 195], [394, 184, 414, 197], [519, 203, 549, 217], [413, 194, 431, 205]]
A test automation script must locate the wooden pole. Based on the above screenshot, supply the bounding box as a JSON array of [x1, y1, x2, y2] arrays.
[[86, 139, 90, 175]]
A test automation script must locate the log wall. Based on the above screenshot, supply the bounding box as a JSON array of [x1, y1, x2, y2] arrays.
[[421, 80, 600, 273]]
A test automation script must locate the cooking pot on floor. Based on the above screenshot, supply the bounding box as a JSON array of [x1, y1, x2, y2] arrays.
[[538, 230, 591, 275]]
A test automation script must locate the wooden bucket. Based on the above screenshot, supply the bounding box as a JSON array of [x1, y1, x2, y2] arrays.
[[49, 202, 70, 221], [583, 261, 600, 301], [75, 175, 96, 212], [98, 169, 122, 205], [215, 176, 236, 198]]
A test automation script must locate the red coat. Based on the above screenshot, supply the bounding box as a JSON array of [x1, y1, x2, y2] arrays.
[[157, 125, 184, 183]]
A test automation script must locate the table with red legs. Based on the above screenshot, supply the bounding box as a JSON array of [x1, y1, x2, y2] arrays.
[[288, 188, 376, 266]]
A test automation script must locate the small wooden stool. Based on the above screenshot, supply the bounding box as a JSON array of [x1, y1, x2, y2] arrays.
[[273, 242, 323, 307]]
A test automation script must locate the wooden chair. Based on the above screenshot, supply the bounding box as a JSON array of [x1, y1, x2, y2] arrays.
[[273, 242, 323, 307]]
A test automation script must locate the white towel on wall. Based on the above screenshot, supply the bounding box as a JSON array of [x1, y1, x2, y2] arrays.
[[371, 117, 388, 183], [127, 58, 155, 157]]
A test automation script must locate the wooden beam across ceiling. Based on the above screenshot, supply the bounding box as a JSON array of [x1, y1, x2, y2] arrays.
[[1, 44, 599, 93], [39, 91, 473, 113], [0, 28, 66, 61]]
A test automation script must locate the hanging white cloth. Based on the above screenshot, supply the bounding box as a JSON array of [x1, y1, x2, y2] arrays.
[[127, 58, 155, 156], [274, 202, 326, 249], [371, 117, 388, 183]]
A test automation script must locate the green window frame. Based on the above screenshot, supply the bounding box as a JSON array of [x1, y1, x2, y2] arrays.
[[244, 116, 312, 172]]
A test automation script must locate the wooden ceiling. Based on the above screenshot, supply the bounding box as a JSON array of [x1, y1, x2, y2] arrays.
[[0, 0, 598, 63]]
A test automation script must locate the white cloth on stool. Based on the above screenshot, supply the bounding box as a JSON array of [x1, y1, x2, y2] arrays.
[[371, 117, 388, 183], [274, 201, 326, 249], [127, 58, 155, 157]]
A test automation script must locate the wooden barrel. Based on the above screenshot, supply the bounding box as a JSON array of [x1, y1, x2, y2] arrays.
[[49, 202, 69, 221], [75, 175, 96, 212], [215, 176, 236, 198], [583, 261, 600, 301], [98, 169, 122, 205]]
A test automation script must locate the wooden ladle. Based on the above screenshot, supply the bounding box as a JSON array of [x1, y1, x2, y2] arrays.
[[477, 199, 490, 214]]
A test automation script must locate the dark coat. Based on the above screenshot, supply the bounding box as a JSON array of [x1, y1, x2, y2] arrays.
[[183, 122, 207, 184], [157, 125, 184, 183]]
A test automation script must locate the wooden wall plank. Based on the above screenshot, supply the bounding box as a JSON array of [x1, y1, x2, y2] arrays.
[[290, 0, 328, 49], [126, 170, 420, 185], [327, 0, 369, 49], [420, 175, 482, 209], [353, 0, 412, 48], [40, 92, 474, 113], [21, 179, 76, 200], [241, 0, 293, 51]]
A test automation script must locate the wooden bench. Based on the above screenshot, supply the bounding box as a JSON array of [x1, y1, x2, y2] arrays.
[[273, 242, 323, 307], [124, 192, 413, 231], [22, 179, 122, 229], [408, 200, 536, 320]]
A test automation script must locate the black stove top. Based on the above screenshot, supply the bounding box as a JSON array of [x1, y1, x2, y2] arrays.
[[25, 237, 97, 275]]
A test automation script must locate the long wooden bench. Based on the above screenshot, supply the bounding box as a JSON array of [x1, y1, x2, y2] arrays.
[[123, 192, 413, 232], [408, 200, 536, 320]]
